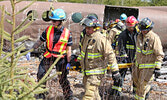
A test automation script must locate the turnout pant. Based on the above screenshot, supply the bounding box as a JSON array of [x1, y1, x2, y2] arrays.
[[37, 56, 73, 99], [132, 65, 154, 100], [82, 75, 101, 100]]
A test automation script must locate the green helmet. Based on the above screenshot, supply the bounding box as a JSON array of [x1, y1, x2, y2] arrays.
[[87, 13, 98, 19], [71, 12, 83, 23]]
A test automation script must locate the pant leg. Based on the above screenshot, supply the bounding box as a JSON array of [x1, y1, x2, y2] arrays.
[[132, 65, 139, 94], [56, 58, 73, 99], [111, 68, 127, 96], [83, 75, 101, 100], [37, 57, 54, 81], [135, 68, 154, 100]]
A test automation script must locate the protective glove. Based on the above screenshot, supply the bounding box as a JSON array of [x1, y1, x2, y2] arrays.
[[112, 71, 121, 81], [66, 63, 71, 70], [154, 68, 161, 78], [26, 52, 31, 61]]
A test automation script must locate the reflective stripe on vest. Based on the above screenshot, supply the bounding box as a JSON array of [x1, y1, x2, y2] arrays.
[[137, 47, 153, 55], [44, 26, 70, 58], [134, 94, 144, 100], [126, 44, 134, 49], [112, 86, 122, 92], [83, 68, 107, 75]]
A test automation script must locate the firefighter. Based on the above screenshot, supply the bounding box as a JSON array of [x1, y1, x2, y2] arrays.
[[26, 9, 77, 100], [120, 13, 127, 24], [107, 21, 126, 55], [79, 16, 121, 100], [101, 22, 110, 37], [114, 16, 139, 96], [78, 14, 98, 52], [133, 18, 164, 100]]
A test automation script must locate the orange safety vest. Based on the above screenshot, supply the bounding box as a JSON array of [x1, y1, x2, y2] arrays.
[[44, 25, 70, 58]]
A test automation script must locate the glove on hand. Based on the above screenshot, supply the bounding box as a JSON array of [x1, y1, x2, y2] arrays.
[[154, 68, 161, 78], [112, 71, 121, 81], [26, 52, 31, 61], [66, 63, 71, 70]]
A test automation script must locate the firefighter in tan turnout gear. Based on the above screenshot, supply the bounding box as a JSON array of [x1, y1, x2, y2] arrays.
[[78, 16, 121, 100], [132, 18, 164, 100]]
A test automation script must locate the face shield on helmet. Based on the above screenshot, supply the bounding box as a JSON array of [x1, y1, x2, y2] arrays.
[[117, 21, 126, 31], [49, 9, 66, 21], [139, 17, 154, 31], [126, 16, 138, 27]]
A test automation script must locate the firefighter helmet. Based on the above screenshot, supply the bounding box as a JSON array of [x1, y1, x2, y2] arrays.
[[49, 9, 66, 20], [139, 17, 154, 31], [87, 13, 98, 19], [82, 16, 101, 27], [120, 13, 127, 21], [126, 16, 138, 27]]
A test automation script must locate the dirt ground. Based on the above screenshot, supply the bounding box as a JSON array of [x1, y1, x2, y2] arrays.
[[18, 57, 167, 100]]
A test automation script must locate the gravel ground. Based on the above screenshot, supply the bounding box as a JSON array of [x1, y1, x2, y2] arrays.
[[18, 56, 167, 100]]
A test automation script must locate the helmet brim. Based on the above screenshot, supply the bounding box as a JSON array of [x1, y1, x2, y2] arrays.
[[49, 16, 65, 21]]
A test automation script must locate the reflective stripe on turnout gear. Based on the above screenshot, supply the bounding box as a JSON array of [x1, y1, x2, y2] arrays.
[[126, 44, 134, 49], [134, 94, 145, 100], [108, 64, 118, 70], [80, 51, 103, 59], [136, 61, 156, 69], [137, 47, 153, 55], [82, 68, 107, 75], [155, 61, 161, 67], [112, 86, 122, 92]]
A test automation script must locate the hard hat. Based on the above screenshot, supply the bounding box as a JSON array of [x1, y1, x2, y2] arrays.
[[120, 13, 127, 21], [82, 16, 101, 27], [139, 17, 154, 31], [126, 16, 138, 27], [49, 9, 66, 20], [71, 12, 83, 23], [87, 13, 98, 19], [117, 21, 126, 31]]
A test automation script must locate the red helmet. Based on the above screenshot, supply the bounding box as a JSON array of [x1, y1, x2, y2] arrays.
[[115, 19, 120, 23], [126, 16, 138, 27]]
